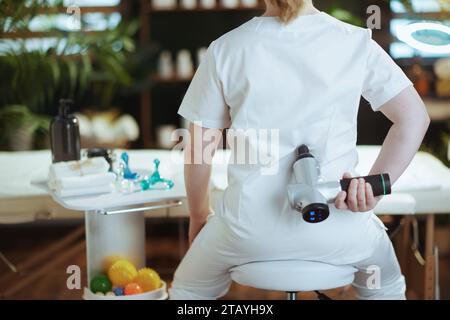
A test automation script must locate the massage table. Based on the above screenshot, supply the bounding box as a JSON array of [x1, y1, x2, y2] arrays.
[[0, 148, 418, 220], [0, 146, 449, 299]]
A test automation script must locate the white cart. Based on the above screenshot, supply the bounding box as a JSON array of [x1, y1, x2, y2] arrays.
[[50, 183, 185, 299]]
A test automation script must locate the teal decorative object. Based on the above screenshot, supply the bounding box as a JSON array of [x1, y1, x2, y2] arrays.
[[140, 159, 174, 190], [121, 152, 138, 180]]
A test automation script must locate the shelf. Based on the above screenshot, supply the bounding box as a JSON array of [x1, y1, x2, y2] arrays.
[[139, 1, 262, 148], [146, 5, 263, 13], [35, 6, 121, 14], [2, 30, 109, 39], [393, 12, 450, 20], [2, 5, 123, 39], [2, 5, 121, 16]]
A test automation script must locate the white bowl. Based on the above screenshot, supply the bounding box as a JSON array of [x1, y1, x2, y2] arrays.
[[83, 280, 167, 300]]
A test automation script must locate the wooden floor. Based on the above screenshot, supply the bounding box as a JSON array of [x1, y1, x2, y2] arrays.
[[0, 219, 448, 300]]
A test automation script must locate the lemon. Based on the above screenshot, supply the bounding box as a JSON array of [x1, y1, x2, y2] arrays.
[[134, 268, 161, 292], [108, 260, 138, 287]]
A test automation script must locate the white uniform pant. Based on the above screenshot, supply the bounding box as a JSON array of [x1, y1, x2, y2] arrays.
[[169, 214, 406, 300]]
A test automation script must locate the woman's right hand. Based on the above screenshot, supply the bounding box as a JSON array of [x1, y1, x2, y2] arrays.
[[334, 172, 382, 212]]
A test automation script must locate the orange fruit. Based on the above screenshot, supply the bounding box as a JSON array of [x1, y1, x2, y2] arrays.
[[124, 282, 143, 295]]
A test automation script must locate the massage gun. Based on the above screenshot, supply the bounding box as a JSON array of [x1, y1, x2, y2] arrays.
[[287, 145, 391, 223]]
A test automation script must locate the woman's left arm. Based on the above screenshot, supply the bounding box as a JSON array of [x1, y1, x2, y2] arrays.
[[368, 86, 430, 182], [335, 86, 430, 212]]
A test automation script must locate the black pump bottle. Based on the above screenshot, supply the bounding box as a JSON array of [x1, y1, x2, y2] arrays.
[[50, 99, 81, 163]]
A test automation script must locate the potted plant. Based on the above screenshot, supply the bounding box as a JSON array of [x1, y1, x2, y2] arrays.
[[0, 105, 50, 151], [0, 0, 158, 150]]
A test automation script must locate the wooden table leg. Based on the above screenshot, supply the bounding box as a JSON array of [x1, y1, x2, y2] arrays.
[[424, 214, 435, 300], [398, 216, 412, 272], [394, 215, 436, 300]]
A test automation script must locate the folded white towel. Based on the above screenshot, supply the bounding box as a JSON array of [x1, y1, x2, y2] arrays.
[[54, 184, 114, 198], [49, 157, 109, 180], [53, 172, 116, 190]]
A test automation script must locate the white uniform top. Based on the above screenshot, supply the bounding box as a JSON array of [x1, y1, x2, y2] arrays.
[[178, 12, 412, 265]]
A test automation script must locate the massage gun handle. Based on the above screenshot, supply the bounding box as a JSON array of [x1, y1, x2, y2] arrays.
[[340, 173, 391, 197]]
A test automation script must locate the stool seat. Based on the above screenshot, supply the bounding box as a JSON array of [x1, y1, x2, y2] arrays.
[[230, 260, 357, 292]]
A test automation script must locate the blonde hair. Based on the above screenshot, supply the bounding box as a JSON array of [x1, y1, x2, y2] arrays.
[[271, 0, 306, 23]]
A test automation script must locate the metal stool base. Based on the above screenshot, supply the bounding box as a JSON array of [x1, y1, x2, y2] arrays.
[[285, 291, 332, 300]]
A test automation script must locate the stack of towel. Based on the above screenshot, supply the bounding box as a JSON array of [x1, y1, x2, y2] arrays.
[[48, 157, 116, 197]]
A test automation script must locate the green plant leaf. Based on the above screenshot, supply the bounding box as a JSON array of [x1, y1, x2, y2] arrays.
[[65, 58, 78, 99]]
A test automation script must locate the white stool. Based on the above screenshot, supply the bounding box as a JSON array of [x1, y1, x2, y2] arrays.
[[231, 260, 357, 300]]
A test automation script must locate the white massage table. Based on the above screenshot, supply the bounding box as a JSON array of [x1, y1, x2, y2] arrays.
[[0, 147, 424, 221], [0, 146, 449, 299], [3, 145, 449, 218]]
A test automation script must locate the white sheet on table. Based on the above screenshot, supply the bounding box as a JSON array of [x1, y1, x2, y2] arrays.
[[211, 147, 449, 192], [356, 146, 448, 192], [1, 147, 449, 199]]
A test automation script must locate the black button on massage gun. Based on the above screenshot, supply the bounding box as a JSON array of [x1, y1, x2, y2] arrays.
[[287, 145, 392, 223]]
